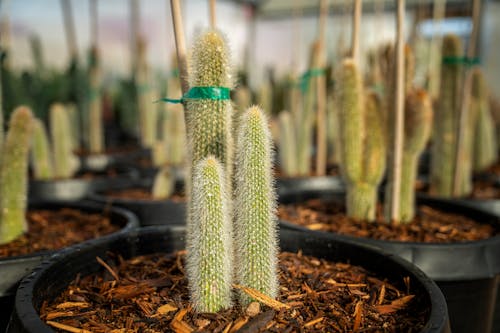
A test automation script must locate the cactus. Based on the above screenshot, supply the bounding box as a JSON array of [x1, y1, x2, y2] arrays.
[[470, 68, 497, 172], [336, 59, 386, 221], [277, 111, 298, 176], [30, 35, 45, 76], [88, 47, 104, 154], [152, 167, 174, 199], [50, 104, 79, 179], [187, 156, 233, 312], [234, 106, 278, 305], [166, 106, 186, 166], [257, 77, 272, 116], [185, 30, 234, 188], [430, 35, 466, 197], [65, 103, 80, 153], [31, 118, 54, 180], [388, 90, 433, 222], [0, 106, 34, 244]]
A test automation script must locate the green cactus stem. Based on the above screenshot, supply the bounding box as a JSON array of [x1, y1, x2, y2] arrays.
[[337, 59, 386, 221], [185, 29, 234, 188], [65, 103, 81, 153], [88, 47, 104, 154], [277, 111, 298, 176], [186, 156, 232, 313], [234, 106, 278, 305], [430, 35, 466, 197], [0, 106, 34, 244], [152, 167, 174, 199], [398, 90, 432, 222], [31, 118, 54, 180], [470, 68, 497, 172], [50, 104, 79, 179]]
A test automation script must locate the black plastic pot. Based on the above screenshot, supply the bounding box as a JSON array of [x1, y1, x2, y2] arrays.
[[8, 225, 449, 332], [276, 175, 344, 197], [88, 180, 186, 226], [79, 148, 150, 172], [0, 201, 139, 332], [29, 166, 139, 202], [279, 183, 500, 333]]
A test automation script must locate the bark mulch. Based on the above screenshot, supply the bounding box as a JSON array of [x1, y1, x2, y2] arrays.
[[278, 199, 496, 243], [40, 250, 428, 332], [0, 208, 119, 258]]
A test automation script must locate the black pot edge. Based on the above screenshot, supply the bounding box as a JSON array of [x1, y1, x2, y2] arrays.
[[0, 200, 139, 296], [8, 225, 449, 333]]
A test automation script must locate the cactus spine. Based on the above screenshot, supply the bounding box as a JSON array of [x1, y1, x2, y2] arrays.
[[470, 68, 497, 172], [31, 118, 54, 180], [234, 106, 278, 305], [430, 35, 466, 196], [88, 47, 104, 153], [0, 107, 34, 244], [187, 156, 232, 312], [50, 104, 79, 179], [278, 111, 298, 176], [337, 59, 386, 221], [398, 90, 433, 222], [185, 30, 234, 187]]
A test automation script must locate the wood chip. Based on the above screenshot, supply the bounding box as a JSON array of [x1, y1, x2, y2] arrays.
[[156, 303, 178, 315], [56, 302, 90, 309], [325, 279, 367, 288], [353, 301, 363, 332], [245, 302, 260, 317], [233, 284, 290, 310], [46, 311, 75, 320], [304, 317, 324, 328], [374, 295, 415, 314], [96, 256, 120, 282], [170, 308, 194, 333], [377, 284, 386, 305], [229, 317, 249, 332], [46, 320, 92, 333]]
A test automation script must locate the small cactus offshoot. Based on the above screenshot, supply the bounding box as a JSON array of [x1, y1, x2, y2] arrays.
[[186, 156, 233, 313], [234, 106, 278, 305], [0, 106, 34, 245], [152, 167, 174, 200]]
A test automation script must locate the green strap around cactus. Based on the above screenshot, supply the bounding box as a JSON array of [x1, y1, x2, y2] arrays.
[[159, 86, 230, 104], [442, 56, 480, 66]]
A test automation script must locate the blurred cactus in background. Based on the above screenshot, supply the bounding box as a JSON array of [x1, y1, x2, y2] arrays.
[[31, 118, 54, 180], [88, 47, 104, 154], [152, 167, 174, 200], [277, 111, 298, 176], [50, 104, 79, 179]]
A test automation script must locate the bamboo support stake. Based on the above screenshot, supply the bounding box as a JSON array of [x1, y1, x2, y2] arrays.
[[351, 0, 361, 63], [452, 0, 481, 196], [428, 0, 446, 99], [60, 0, 78, 60], [209, 0, 216, 29], [90, 0, 98, 47], [389, 0, 405, 222], [170, 0, 189, 96], [130, 0, 140, 77], [315, 0, 328, 176]]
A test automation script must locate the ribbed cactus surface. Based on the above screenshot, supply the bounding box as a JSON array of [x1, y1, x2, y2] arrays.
[[337, 59, 386, 221], [430, 34, 466, 197], [186, 156, 232, 313], [50, 104, 79, 179], [31, 118, 54, 180], [0, 106, 34, 244], [234, 106, 278, 305]]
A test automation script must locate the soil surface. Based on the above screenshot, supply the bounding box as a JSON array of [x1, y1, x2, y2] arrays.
[[104, 188, 185, 203], [0, 209, 120, 258], [40, 251, 428, 332], [279, 199, 496, 243]]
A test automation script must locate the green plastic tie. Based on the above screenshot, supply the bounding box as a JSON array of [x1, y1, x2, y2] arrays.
[[442, 56, 480, 66], [300, 68, 325, 92], [170, 68, 179, 77], [157, 86, 231, 104]]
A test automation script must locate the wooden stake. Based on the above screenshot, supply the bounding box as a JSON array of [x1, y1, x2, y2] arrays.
[[60, 0, 78, 61], [209, 0, 216, 29], [389, 0, 405, 223], [130, 0, 140, 78], [170, 0, 189, 96], [90, 0, 98, 47], [428, 0, 446, 99], [452, 0, 481, 196], [315, 0, 328, 176], [351, 0, 361, 63]]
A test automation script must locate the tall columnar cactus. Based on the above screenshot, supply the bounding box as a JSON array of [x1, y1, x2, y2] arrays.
[[234, 106, 278, 304], [470, 68, 497, 172], [50, 104, 79, 179], [185, 30, 234, 187], [389, 90, 433, 222], [187, 156, 232, 312], [31, 118, 54, 180], [88, 47, 104, 154], [430, 34, 466, 197], [136, 38, 157, 148], [337, 59, 386, 221], [0, 106, 34, 245], [278, 111, 298, 176]]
